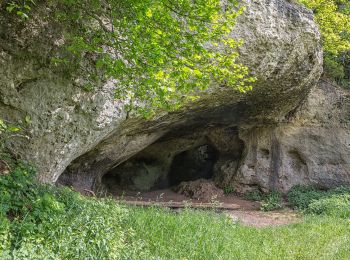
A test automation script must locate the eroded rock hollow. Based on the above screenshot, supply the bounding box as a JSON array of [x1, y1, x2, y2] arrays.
[[97, 127, 243, 194]]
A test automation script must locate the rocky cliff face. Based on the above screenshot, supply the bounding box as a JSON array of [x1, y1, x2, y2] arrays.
[[1, 0, 339, 194], [235, 80, 350, 192]]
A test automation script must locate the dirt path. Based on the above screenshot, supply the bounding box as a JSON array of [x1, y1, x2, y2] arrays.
[[113, 188, 302, 228], [226, 209, 301, 228]]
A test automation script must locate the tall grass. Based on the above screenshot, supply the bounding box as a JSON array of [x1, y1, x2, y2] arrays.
[[2, 161, 350, 259], [126, 206, 350, 259], [0, 162, 146, 259]]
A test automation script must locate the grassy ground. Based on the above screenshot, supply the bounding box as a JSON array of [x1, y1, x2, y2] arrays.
[[126, 206, 350, 259], [1, 161, 350, 259]]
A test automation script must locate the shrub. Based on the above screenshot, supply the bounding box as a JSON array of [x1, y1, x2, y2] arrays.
[[329, 186, 350, 196], [244, 190, 263, 201], [287, 185, 350, 218], [260, 191, 283, 211], [0, 161, 38, 218], [242, 190, 282, 211], [287, 185, 326, 210], [223, 186, 235, 194], [0, 160, 146, 259], [306, 194, 350, 218]]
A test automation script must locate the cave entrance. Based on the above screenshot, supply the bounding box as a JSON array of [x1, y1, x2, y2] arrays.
[[168, 144, 218, 186], [101, 144, 219, 194]]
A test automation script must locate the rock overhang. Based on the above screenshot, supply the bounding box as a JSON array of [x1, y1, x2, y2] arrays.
[[0, 0, 324, 191]]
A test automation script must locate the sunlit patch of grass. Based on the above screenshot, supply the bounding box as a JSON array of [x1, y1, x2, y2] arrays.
[[124, 206, 350, 259]]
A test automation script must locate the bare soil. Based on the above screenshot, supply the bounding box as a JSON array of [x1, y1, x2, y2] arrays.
[[112, 186, 301, 228], [226, 209, 301, 228]]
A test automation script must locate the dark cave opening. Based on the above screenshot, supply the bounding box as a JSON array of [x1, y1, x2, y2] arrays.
[[168, 144, 218, 186], [57, 127, 246, 196], [101, 143, 220, 193]]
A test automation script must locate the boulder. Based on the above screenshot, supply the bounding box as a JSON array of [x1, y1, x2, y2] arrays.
[[0, 0, 324, 192]]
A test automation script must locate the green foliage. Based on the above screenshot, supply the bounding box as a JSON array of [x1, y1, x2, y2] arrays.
[[0, 161, 146, 259], [243, 190, 282, 210], [3, 165, 350, 258], [5, 0, 35, 20], [4, 0, 255, 116], [298, 0, 350, 84], [0, 119, 21, 152], [223, 186, 235, 194], [287, 185, 350, 218], [287, 185, 326, 210], [243, 190, 264, 201], [260, 191, 283, 211], [0, 211, 11, 255], [306, 194, 350, 218], [0, 161, 37, 217]]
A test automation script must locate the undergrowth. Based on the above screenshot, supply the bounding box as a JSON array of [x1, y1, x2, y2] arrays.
[[244, 190, 264, 201], [287, 185, 350, 218], [0, 160, 146, 259], [244, 190, 283, 211], [223, 186, 235, 194], [287, 185, 326, 210], [2, 160, 350, 259], [260, 191, 283, 211]]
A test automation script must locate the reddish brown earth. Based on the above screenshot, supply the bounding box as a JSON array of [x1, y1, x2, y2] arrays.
[[111, 187, 302, 228]]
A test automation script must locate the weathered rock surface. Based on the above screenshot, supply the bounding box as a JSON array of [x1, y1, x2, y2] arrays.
[[0, 0, 330, 193], [234, 80, 350, 192], [58, 0, 323, 191]]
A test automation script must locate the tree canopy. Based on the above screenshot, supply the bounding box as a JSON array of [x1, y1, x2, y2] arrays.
[[299, 0, 350, 86], [5, 0, 255, 116]]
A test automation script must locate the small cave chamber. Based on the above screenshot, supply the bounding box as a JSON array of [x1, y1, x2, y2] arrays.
[[168, 144, 218, 186], [101, 143, 219, 194]]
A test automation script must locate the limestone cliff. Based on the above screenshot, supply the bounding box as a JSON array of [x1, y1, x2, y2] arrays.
[[235, 80, 350, 192], [0, 0, 336, 193]]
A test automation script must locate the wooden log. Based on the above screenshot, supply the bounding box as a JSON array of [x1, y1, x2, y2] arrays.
[[117, 200, 241, 210]]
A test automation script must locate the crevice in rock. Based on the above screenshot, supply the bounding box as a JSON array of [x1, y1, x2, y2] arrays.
[[288, 150, 307, 166]]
